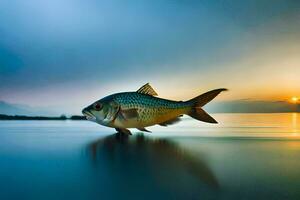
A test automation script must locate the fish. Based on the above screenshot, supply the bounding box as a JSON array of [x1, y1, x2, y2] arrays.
[[82, 83, 227, 135]]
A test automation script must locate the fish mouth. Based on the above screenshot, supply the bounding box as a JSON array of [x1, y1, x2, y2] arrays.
[[82, 109, 96, 121]]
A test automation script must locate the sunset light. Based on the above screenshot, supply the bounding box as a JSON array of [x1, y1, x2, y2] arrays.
[[291, 97, 299, 104]]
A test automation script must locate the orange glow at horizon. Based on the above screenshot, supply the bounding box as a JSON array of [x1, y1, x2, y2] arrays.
[[291, 97, 299, 104]]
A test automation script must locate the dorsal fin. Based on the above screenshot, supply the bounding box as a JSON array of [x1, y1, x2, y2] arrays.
[[136, 83, 158, 96]]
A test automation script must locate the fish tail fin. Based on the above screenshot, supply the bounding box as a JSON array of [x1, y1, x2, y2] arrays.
[[186, 88, 227, 123]]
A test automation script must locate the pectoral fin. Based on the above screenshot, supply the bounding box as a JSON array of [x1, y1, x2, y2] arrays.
[[137, 127, 151, 132], [120, 108, 139, 120]]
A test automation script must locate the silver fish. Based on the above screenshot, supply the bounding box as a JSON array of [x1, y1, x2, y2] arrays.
[[82, 83, 227, 135]]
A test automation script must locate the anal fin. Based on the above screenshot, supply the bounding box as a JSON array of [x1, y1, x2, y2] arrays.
[[159, 116, 182, 126], [137, 127, 151, 132]]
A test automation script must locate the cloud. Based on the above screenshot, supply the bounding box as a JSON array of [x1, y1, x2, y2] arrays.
[[0, 0, 300, 112]]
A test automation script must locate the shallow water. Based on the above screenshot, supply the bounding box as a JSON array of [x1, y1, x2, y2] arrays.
[[0, 113, 300, 200]]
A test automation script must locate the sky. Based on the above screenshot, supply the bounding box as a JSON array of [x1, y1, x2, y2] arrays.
[[0, 0, 300, 114]]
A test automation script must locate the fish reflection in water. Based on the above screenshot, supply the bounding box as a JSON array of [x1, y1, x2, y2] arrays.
[[87, 133, 219, 198]]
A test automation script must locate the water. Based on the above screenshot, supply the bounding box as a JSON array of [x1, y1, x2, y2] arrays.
[[0, 113, 300, 200]]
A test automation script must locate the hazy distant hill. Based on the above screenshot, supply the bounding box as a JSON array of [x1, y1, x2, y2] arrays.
[[0, 101, 58, 116], [205, 100, 300, 113]]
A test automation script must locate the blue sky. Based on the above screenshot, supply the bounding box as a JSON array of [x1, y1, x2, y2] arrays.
[[0, 0, 300, 114]]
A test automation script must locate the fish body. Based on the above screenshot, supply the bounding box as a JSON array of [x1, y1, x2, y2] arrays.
[[103, 92, 190, 128], [82, 83, 227, 134]]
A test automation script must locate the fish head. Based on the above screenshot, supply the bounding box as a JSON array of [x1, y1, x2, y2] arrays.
[[82, 98, 119, 126]]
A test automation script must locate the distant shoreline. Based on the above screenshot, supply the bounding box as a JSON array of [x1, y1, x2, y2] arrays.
[[1, 113, 299, 121], [0, 114, 86, 120]]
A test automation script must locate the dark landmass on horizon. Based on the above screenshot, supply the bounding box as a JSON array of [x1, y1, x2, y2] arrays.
[[1, 100, 300, 118], [0, 114, 86, 120]]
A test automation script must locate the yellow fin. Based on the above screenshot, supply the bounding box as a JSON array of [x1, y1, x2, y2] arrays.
[[136, 83, 158, 96]]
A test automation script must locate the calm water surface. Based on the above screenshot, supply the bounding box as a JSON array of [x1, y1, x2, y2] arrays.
[[0, 113, 300, 200]]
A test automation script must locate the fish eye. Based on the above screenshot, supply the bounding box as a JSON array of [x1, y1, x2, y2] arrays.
[[94, 103, 102, 111]]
